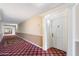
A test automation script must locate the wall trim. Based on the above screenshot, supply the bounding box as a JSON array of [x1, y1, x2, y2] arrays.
[[72, 3, 79, 56], [16, 32, 42, 37], [16, 35, 46, 51]]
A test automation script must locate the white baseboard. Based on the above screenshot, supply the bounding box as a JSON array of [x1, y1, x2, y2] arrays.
[[16, 35, 47, 51]]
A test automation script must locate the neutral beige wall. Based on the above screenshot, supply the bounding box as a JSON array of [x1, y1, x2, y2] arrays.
[[17, 16, 42, 36], [17, 16, 43, 47]]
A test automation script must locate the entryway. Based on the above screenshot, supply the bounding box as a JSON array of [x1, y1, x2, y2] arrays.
[[2, 24, 17, 36], [42, 5, 72, 56]]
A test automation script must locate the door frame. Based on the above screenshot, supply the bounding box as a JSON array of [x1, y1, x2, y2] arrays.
[[42, 4, 77, 56]]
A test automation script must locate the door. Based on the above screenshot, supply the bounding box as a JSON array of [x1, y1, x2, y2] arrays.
[[50, 15, 65, 51]]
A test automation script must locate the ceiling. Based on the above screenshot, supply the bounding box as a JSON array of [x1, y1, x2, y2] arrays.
[[0, 3, 70, 24]]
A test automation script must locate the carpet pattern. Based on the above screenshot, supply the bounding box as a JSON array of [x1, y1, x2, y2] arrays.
[[0, 35, 66, 56], [47, 48, 66, 56]]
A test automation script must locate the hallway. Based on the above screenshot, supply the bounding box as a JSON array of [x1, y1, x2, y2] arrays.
[[0, 35, 66, 56]]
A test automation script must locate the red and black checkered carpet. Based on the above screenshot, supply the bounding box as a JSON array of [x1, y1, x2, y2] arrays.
[[0, 35, 66, 56]]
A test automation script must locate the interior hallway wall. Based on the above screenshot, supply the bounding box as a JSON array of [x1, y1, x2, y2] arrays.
[[76, 4, 79, 41], [0, 10, 3, 42], [75, 4, 79, 56], [16, 16, 43, 47], [0, 22, 3, 42]]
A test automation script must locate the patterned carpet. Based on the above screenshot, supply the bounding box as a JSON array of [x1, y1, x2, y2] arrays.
[[0, 35, 66, 56], [47, 48, 66, 56]]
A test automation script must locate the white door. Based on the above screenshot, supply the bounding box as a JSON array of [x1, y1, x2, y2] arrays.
[[50, 15, 66, 51]]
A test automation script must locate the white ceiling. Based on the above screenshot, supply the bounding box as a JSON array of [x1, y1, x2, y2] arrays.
[[0, 3, 68, 24]]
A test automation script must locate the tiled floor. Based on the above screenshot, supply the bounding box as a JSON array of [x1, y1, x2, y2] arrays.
[[0, 35, 66, 56]]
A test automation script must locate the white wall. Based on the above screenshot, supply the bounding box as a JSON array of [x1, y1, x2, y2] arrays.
[[75, 4, 79, 56], [0, 21, 3, 42], [0, 10, 3, 42], [76, 4, 79, 41]]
